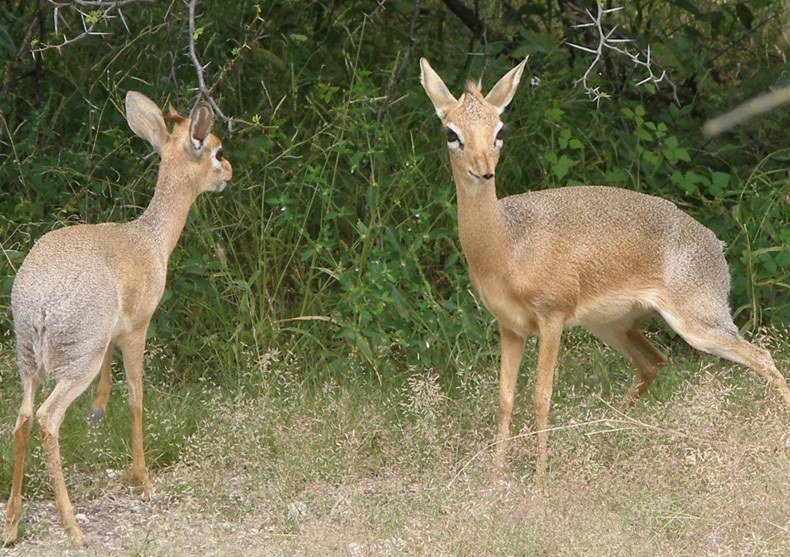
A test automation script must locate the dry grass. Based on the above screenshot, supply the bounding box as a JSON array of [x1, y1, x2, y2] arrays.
[[1, 337, 789, 556]]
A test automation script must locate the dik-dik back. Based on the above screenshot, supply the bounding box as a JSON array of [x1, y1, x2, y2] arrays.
[[11, 223, 163, 375], [498, 185, 731, 327]]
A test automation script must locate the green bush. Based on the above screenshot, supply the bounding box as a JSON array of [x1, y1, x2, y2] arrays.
[[1, 0, 788, 386]]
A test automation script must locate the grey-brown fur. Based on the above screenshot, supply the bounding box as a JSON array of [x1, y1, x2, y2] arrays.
[[3, 91, 232, 547]]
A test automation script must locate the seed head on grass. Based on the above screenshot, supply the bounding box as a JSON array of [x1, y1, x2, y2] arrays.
[[400, 367, 446, 424]]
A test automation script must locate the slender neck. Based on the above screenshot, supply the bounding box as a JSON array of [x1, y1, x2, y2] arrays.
[[451, 164, 509, 272], [133, 160, 199, 258]]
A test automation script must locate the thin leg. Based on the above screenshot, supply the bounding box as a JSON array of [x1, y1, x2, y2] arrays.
[[622, 328, 667, 401], [493, 325, 526, 478], [533, 315, 564, 489], [118, 328, 153, 497], [587, 322, 667, 409], [2, 377, 38, 546], [89, 342, 115, 425], [36, 354, 104, 547]]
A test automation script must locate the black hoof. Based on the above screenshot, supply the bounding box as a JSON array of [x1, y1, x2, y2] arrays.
[[89, 408, 104, 425]]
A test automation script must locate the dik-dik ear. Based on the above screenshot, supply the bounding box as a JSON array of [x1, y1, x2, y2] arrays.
[[188, 101, 214, 152], [419, 58, 458, 120], [485, 57, 528, 115], [125, 91, 169, 154]]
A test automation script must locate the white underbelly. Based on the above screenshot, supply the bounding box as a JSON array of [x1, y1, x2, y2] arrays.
[[568, 290, 659, 327]]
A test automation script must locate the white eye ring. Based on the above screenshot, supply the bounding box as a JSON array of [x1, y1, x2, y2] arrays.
[[493, 123, 505, 149], [210, 146, 224, 170], [445, 126, 464, 151]]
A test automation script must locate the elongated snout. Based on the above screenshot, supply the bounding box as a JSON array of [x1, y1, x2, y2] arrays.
[[469, 151, 497, 182]]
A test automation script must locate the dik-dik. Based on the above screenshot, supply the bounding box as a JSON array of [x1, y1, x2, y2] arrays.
[[419, 57, 790, 486], [2, 91, 231, 546]]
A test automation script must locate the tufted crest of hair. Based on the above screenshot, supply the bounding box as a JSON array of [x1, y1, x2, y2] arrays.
[[164, 112, 187, 126], [464, 81, 483, 96]]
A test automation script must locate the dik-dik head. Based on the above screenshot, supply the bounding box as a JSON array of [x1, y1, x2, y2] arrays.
[[419, 58, 527, 185], [125, 91, 232, 193]]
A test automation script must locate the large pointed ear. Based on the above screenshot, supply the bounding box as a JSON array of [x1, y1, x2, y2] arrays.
[[125, 91, 169, 154], [419, 58, 458, 120], [189, 101, 214, 152], [485, 57, 528, 115]]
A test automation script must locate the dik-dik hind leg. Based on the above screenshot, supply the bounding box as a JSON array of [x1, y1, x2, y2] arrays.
[[2, 376, 38, 546], [89, 342, 115, 425], [118, 328, 153, 497], [587, 322, 667, 410], [533, 315, 564, 489], [493, 326, 526, 478], [36, 352, 106, 547], [659, 306, 790, 407]]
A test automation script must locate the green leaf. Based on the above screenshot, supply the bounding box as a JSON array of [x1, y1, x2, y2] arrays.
[[734, 3, 753, 29], [558, 128, 571, 149], [552, 155, 576, 180], [0, 25, 15, 53], [710, 171, 730, 194], [85, 10, 102, 26], [254, 47, 284, 69], [674, 0, 703, 17], [544, 107, 564, 122], [636, 127, 653, 142], [674, 148, 691, 162]]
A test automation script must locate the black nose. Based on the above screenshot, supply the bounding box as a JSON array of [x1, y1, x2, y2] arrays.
[[482, 173, 494, 180]]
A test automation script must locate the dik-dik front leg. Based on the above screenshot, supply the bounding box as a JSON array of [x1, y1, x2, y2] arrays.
[[533, 314, 564, 488], [493, 325, 526, 478]]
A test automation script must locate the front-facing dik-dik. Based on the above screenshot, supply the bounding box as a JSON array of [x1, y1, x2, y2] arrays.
[[419, 57, 790, 486], [2, 92, 231, 546]]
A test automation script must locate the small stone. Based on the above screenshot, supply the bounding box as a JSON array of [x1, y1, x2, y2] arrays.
[[287, 501, 307, 520], [75, 513, 89, 525]]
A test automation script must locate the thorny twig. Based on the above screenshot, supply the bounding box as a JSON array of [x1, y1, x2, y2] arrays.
[[187, 0, 234, 134], [42, 0, 157, 52], [567, 3, 679, 106]]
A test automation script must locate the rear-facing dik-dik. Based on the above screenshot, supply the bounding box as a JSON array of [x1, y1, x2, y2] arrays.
[[419, 57, 790, 486], [3, 91, 231, 546]]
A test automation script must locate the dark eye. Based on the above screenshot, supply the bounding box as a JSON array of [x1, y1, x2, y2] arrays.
[[496, 128, 505, 142], [215, 148, 224, 161], [446, 128, 459, 143]]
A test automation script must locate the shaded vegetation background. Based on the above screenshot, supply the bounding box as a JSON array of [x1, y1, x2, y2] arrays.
[[0, 0, 788, 393]]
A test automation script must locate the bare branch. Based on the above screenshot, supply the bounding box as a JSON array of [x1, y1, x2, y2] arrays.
[[441, 0, 507, 46], [374, 0, 421, 127], [2, 1, 46, 98], [187, 0, 233, 134], [568, 3, 679, 106]]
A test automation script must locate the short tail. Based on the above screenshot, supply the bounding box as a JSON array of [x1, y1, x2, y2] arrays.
[[15, 308, 48, 378]]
